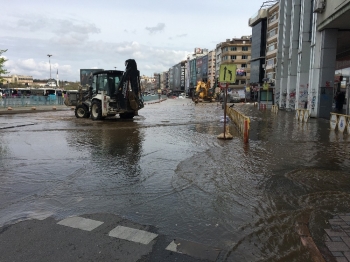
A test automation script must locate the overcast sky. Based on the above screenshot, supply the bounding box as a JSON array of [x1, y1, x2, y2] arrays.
[[1, 0, 265, 81]]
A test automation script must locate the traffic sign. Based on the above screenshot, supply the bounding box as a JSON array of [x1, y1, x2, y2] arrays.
[[219, 64, 237, 83]]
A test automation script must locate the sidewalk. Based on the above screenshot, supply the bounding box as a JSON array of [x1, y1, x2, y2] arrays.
[[0, 104, 71, 115]]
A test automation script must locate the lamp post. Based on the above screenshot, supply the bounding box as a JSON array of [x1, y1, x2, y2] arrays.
[[47, 54, 52, 80]]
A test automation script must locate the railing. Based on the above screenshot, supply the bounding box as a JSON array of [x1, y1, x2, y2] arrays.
[[295, 109, 310, 122], [226, 105, 250, 143], [330, 113, 350, 133], [0, 95, 64, 108]]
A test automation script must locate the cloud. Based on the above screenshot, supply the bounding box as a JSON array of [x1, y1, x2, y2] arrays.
[[145, 23, 165, 34]]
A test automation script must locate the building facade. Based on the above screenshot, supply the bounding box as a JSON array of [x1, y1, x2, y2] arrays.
[[1, 75, 34, 86], [219, 36, 252, 90], [249, 0, 350, 118]]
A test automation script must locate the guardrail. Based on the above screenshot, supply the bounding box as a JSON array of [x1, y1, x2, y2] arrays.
[[226, 105, 250, 143], [295, 109, 310, 122], [0, 96, 64, 107], [330, 113, 350, 133]]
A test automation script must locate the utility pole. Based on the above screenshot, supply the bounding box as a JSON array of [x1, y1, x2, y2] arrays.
[[47, 54, 52, 79]]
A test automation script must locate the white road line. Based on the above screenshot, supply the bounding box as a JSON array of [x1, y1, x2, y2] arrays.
[[165, 241, 179, 252], [108, 225, 158, 245], [57, 216, 103, 231]]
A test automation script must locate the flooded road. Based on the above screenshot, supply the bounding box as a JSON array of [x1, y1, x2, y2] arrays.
[[0, 99, 349, 261]]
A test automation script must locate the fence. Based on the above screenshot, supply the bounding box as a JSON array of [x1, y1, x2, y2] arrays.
[[330, 113, 350, 133], [226, 105, 250, 143], [0, 95, 64, 108]]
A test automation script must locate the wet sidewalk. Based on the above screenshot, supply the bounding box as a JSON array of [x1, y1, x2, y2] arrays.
[[324, 214, 350, 261], [0, 104, 71, 114]]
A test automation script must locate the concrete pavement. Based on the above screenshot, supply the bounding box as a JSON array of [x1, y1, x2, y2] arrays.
[[0, 213, 223, 262]]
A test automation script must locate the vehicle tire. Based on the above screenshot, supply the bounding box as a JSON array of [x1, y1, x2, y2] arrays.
[[120, 112, 135, 119], [75, 104, 90, 118], [91, 100, 102, 120]]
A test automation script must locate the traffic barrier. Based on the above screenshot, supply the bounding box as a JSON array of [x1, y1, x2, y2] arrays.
[[226, 105, 250, 143], [260, 103, 267, 110], [271, 105, 278, 113], [295, 109, 310, 122], [330, 113, 350, 133]]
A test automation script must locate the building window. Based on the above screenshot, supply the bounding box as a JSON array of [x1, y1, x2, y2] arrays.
[[224, 47, 228, 52], [269, 13, 277, 24], [230, 55, 236, 60], [266, 59, 274, 66], [241, 64, 247, 68], [230, 47, 237, 51], [268, 28, 277, 38], [242, 46, 248, 51], [267, 43, 276, 52], [242, 55, 248, 59]]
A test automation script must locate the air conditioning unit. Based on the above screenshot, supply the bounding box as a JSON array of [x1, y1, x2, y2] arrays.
[[314, 0, 325, 13], [262, 64, 266, 69]]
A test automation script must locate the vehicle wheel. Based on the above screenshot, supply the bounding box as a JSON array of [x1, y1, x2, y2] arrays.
[[75, 104, 90, 118], [120, 112, 135, 119], [91, 100, 102, 120]]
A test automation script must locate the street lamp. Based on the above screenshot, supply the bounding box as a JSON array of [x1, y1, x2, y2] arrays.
[[47, 54, 52, 79]]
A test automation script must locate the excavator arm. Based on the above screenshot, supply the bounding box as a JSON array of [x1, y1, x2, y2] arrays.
[[116, 59, 144, 111]]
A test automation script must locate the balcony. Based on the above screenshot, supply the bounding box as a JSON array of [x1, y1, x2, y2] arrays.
[[266, 48, 277, 58], [268, 18, 278, 30]]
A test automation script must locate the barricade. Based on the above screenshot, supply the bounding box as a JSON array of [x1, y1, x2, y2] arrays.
[[330, 113, 350, 133], [295, 109, 310, 122], [226, 105, 250, 143], [271, 105, 278, 113]]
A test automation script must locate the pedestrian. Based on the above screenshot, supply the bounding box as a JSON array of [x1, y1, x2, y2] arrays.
[[336, 91, 345, 111], [44, 90, 49, 105], [57, 90, 63, 105]]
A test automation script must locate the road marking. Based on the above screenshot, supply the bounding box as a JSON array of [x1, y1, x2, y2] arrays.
[[57, 216, 103, 231], [166, 239, 221, 261], [108, 225, 158, 245]]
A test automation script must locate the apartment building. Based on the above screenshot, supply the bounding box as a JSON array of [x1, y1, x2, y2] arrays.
[[207, 50, 216, 88], [265, 3, 279, 85], [218, 36, 252, 90]]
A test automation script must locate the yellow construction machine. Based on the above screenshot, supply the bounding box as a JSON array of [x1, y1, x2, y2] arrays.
[[192, 80, 215, 103]]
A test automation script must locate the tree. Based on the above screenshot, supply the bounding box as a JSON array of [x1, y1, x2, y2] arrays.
[[0, 49, 10, 83]]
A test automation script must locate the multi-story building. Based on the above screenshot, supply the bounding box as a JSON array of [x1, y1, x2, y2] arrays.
[[219, 36, 252, 90], [207, 50, 216, 88], [215, 43, 222, 87], [265, 3, 280, 86], [249, 9, 268, 87], [249, 0, 350, 118], [1, 75, 33, 86]]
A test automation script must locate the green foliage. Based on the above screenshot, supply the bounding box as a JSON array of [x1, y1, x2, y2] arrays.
[[0, 49, 9, 82]]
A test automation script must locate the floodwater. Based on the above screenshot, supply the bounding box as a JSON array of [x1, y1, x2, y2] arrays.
[[0, 99, 349, 261]]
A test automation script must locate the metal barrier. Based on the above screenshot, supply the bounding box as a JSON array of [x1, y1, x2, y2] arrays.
[[0, 95, 64, 108], [226, 105, 250, 143], [330, 113, 350, 133], [295, 109, 310, 122], [271, 105, 278, 113]]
